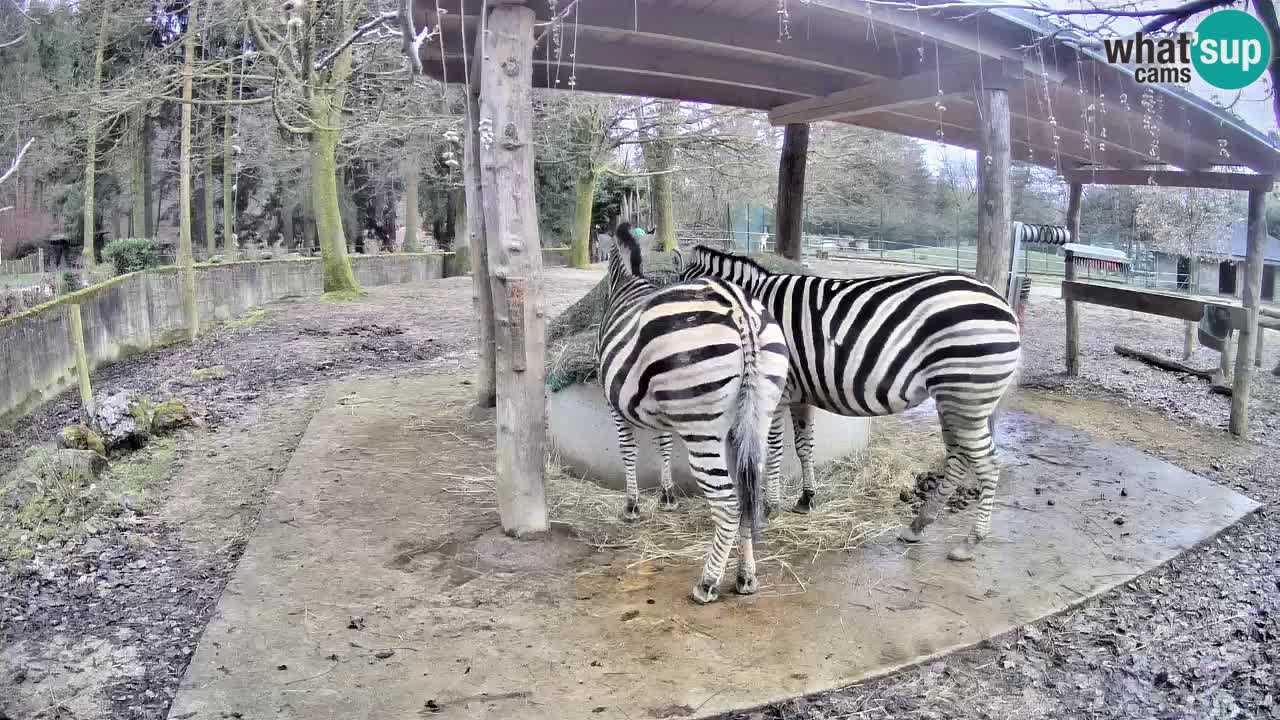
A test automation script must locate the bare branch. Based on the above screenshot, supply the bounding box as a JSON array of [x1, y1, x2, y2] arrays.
[[0, 31, 26, 49], [1252, 0, 1280, 128], [0, 137, 34, 186], [317, 10, 398, 71], [1140, 0, 1233, 33]]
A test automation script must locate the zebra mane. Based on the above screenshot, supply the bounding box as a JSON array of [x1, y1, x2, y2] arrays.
[[613, 222, 643, 277], [689, 245, 773, 278]]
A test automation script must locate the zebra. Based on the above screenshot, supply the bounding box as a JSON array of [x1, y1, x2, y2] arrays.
[[672, 245, 1021, 562], [598, 224, 790, 604]]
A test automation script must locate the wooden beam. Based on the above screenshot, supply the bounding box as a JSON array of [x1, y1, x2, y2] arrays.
[[1061, 281, 1248, 326], [1063, 168, 1276, 192], [974, 88, 1012, 296], [478, 3, 548, 536], [1230, 189, 1267, 437], [768, 59, 1023, 126], [1064, 184, 1083, 376], [774, 123, 809, 262], [464, 21, 496, 409]]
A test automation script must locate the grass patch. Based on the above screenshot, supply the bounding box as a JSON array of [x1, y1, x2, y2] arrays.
[[225, 308, 270, 328], [320, 289, 370, 303], [0, 438, 178, 562]]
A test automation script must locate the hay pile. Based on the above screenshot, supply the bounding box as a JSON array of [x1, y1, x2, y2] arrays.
[[543, 412, 944, 590], [545, 249, 810, 392]]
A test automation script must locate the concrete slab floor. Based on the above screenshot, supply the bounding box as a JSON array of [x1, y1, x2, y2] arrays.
[[169, 376, 1259, 720]]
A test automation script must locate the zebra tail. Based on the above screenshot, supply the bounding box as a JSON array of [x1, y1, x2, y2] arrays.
[[727, 302, 769, 548]]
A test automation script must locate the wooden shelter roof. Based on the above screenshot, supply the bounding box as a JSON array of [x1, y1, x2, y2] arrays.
[[415, 0, 1280, 178]]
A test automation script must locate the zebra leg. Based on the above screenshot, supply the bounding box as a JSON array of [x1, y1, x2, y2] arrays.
[[682, 432, 739, 605], [611, 410, 642, 522], [790, 404, 818, 514], [763, 409, 786, 517], [655, 433, 678, 511], [947, 425, 1000, 562], [899, 419, 966, 544], [734, 526, 758, 595]]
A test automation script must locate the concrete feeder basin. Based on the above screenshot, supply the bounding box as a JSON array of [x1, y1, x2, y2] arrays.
[[546, 381, 871, 495]]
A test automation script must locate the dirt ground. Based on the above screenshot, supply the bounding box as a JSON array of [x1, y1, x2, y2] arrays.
[[1, 262, 1277, 720]]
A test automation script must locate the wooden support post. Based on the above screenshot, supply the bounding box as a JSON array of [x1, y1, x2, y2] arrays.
[[67, 304, 94, 422], [974, 88, 1012, 296], [774, 123, 809, 261], [478, 2, 548, 536], [1255, 328, 1264, 368], [37, 248, 45, 274], [1064, 183, 1082, 376], [1182, 321, 1195, 361], [464, 25, 497, 409], [1230, 189, 1267, 436]]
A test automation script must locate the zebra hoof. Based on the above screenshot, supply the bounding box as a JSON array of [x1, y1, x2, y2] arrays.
[[898, 526, 925, 544], [734, 573, 758, 596], [621, 500, 641, 522], [658, 490, 679, 511], [764, 500, 779, 518], [791, 490, 816, 514], [947, 543, 977, 562], [692, 579, 721, 605]]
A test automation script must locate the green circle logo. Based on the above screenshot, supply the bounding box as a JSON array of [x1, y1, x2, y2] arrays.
[[1192, 10, 1271, 90]]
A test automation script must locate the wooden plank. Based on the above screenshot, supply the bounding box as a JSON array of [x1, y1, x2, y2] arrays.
[[67, 303, 95, 422], [478, 3, 548, 536], [768, 59, 1023, 126], [463, 22, 496, 409], [974, 88, 1012, 296], [1064, 168, 1276, 192], [774, 123, 808, 262], [1064, 184, 1082, 376], [1061, 281, 1248, 326], [1230, 189, 1267, 437]]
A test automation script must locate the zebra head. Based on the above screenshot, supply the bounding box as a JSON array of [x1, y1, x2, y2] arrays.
[[676, 245, 771, 288], [608, 222, 645, 293]]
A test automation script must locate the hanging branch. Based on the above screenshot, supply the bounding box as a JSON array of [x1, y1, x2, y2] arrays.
[[0, 137, 34, 186], [316, 10, 399, 70], [1252, 0, 1280, 128], [396, 0, 436, 74]]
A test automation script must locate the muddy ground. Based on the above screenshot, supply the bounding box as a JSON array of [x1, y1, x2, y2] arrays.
[[1, 263, 1277, 720]]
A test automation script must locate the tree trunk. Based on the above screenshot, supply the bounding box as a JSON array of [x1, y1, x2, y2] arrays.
[[571, 160, 595, 268], [403, 156, 420, 252], [144, 113, 155, 238], [130, 108, 148, 238], [310, 120, 359, 292], [647, 101, 679, 252], [203, 112, 216, 258], [1182, 320, 1195, 361], [774, 122, 809, 261], [974, 88, 1012, 296], [82, 6, 111, 268], [177, 1, 199, 341], [1231, 189, 1267, 436], [222, 70, 236, 251], [281, 198, 295, 250], [478, 4, 548, 535], [463, 61, 496, 405]]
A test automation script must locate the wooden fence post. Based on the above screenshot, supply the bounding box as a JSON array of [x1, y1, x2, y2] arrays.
[[67, 303, 94, 421], [1064, 183, 1082, 375], [1230, 189, 1267, 436], [478, 2, 548, 537], [774, 123, 809, 262]]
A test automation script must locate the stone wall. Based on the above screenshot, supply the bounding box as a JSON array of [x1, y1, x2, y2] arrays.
[[0, 254, 450, 423]]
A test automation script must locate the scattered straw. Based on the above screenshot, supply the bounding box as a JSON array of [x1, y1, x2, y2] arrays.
[[540, 412, 944, 581]]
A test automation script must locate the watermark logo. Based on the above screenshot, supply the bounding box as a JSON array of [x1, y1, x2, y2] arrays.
[[1102, 9, 1270, 90]]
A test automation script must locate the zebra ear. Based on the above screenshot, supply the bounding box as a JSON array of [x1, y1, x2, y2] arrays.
[[671, 246, 683, 273]]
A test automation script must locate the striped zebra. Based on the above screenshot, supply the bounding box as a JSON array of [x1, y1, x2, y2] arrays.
[[673, 245, 1021, 562], [598, 224, 790, 603]]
